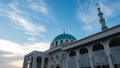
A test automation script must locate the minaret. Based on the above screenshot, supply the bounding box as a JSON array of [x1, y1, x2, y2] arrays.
[[97, 3, 108, 31]]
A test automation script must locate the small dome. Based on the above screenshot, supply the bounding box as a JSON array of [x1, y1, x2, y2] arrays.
[[53, 33, 76, 41], [50, 33, 76, 49]]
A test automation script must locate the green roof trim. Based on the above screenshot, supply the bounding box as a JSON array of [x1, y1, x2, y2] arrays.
[[53, 33, 76, 41]]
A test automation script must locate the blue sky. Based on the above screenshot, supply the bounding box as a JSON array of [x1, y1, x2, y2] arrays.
[[0, 0, 120, 68]]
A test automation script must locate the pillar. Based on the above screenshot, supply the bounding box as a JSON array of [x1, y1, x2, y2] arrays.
[[41, 57, 44, 68], [88, 45, 95, 68], [103, 40, 114, 68], [76, 49, 80, 68], [66, 52, 69, 68]]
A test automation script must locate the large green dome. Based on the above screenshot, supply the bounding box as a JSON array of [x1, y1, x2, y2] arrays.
[[53, 33, 76, 41]]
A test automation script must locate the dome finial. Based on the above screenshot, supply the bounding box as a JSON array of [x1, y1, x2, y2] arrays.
[[63, 29, 65, 34]]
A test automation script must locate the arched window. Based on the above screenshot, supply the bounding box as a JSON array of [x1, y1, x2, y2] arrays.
[[69, 50, 77, 68], [60, 40, 63, 44], [56, 66, 60, 68], [79, 47, 88, 54], [66, 40, 68, 42], [92, 43, 104, 51], [71, 40, 73, 42], [61, 53, 67, 68], [79, 47, 90, 68], [92, 43, 109, 68], [36, 56, 42, 68], [51, 57, 54, 62], [62, 53, 66, 59], [44, 57, 49, 68], [56, 55, 60, 60], [55, 41, 58, 46], [69, 50, 76, 57], [109, 37, 120, 68]]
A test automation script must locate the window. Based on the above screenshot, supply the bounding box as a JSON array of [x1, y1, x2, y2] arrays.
[[71, 40, 73, 42], [60, 40, 63, 44], [56, 55, 60, 60], [62, 53, 66, 59], [66, 40, 68, 42], [55, 41, 58, 46], [51, 57, 54, 62]]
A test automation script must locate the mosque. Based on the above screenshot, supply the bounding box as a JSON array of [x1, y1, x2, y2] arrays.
[[22, 4, 120, 68]]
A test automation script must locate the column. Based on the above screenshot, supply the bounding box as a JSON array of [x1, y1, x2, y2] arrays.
[[88, 46, 95, 68], [76, 50, 80, 68], [41, 57, 44, 68], [66, 52, 69, 68], [103, 40, 114, 68]]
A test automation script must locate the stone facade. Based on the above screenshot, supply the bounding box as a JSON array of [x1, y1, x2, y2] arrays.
[[23, 25, 120, 68]]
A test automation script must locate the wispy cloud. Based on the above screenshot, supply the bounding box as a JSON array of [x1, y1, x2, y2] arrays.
[[9, 12, 46, 36], [0, 1, 48, 42], [77, 0, 120, 33], [29, 3, 48, 15]]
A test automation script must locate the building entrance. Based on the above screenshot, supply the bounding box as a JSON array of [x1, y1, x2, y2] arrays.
[[56, 66, 60, 68]]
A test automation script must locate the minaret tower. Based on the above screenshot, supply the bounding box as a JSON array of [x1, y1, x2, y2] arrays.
[[97, 3, 108, 31]]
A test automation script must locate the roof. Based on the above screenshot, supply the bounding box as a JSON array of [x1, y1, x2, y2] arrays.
[[53, 33, 76, 41]]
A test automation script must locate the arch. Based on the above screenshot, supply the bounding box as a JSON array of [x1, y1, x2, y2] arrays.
[[66, 40, 68, 42], [36, 56, 42, 68], [56, 55, 60, 60], [92, 43, 109, 68], [109, 37, 120, 47], [69, 50, 76, 57], [109, 37, 120, 68], [92, 43, 104, 51], [51, 57, 54, 62], [79, 47, 88, 54], [56, 65, 60, 68], [62, 53, 66, 59], [79, 47, 90, 68], [69, 50, 77, 68], [44, 57, 49, 68], [55, 41, 58, 46], [60, 40, 63, 44], [61, 53, 67, 68]]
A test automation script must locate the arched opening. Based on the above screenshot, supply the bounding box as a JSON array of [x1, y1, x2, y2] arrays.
[[51, 57, 54, 62], [44, 57, 49, 68], [56, 66, 60, 68], [61, 53, 66, 68], [79, 47, 90, 68], [36, 56, 42, 68], [69, 50, 76, 57], [69, 50, 77, 68], [92, 43, 109, 68], [60, 40, 63, 45], [56, 55, 60, 60], [55, 41, 58, 46], [109, 37, 120, 68]]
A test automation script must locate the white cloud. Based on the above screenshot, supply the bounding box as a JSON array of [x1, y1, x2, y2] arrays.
[[76, 0, 120, 33], [0, 1, 47, 41], [82, 25, 93, 33], [9, 2, 22, 14], [30, 3, 48, 14], [0, 38, 50, 68], [9, 12, 46, 36]]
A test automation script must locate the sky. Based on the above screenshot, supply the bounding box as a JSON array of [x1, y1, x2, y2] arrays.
[[0, 0, 120, 68]]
